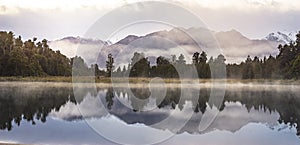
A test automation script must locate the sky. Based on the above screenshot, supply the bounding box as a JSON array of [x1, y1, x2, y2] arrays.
[[0, 0, 300, 41]]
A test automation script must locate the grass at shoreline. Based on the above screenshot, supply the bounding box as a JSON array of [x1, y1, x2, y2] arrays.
[[0, 76, 181, 83], [0, 76, 300, 85], [0, 76, 73, 82]]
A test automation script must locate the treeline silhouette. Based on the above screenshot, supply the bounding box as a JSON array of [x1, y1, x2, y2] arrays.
[[0, 31, 71, 76], [1, 31, 300, 79], [110, 31, 300, 79], [110, 51, 226, 78], [0, 31, 106, 77]]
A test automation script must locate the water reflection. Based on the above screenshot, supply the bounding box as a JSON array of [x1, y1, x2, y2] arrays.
[[0, 83, 300, 144], [96, 85, 300, 135], [0, 83, 75, 131]]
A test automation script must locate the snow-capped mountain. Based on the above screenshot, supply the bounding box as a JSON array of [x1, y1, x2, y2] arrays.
[[108, 28, 280, 64], [265, 31, 297, 44], [49, 28, 297, 67]]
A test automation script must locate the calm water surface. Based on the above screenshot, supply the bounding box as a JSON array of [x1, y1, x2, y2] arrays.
[[0, 82, 300, 145]]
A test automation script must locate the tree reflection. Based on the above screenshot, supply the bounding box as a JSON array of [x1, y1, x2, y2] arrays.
[[105, 88, 115, 110], [0, 86, 75, 131], [103, 86, 300, 136], [222, 88, 300, 135], [1, 84, 300, 137]]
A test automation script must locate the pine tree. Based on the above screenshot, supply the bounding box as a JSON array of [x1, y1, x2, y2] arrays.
[[106, 54, 114, 77]]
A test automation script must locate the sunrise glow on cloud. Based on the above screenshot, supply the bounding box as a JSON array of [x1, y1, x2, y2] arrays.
[[0, 0, 299, 40]]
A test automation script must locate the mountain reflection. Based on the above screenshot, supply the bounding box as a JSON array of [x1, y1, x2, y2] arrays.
[[1, 83, 300, 136]]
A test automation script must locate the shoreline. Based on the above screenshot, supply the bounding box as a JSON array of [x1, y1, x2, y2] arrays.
[[0, 77, 300, 85]]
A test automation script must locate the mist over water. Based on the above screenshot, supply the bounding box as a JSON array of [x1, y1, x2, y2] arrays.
[[0, 82, 300, 145]]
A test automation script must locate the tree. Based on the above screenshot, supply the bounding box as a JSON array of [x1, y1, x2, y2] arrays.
[[0, 31, 14, 56], [71, 56, 89, 76], [0, 31, 93, 77], [177, 54, 186, 64], [156, 56, 170, 66], [129, 52, 150, 77], [242, 55, 254, 79], [171, 55, 177, 64], [252, 56, 263, 78], [210, 54, 226, 78], [192, 52, 199, 64], [208, 56, 214, 64], [277, 43, 297, 78], [199, 51, 207, 63], [290, 55, 300, 79], [91, 64, 103, 77], [121, 65, 127, 77], [131, 52, 144, 65], [215, 54, 226, 64], [106, 54, 114, 77], [154, 56, 177, 78], [193, 51, 210, 78], [263, 55, 277, 79], [116, 66, 122, 77]]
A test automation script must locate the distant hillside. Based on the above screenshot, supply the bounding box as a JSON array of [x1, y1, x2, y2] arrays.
[[49, 27, 283, 67]]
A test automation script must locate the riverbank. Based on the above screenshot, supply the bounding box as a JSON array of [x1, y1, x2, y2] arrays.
[[0, 76, 300, 85]]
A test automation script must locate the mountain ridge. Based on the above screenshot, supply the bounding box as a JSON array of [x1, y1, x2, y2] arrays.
[[48, 27, 297, 67], [265, 31, 297, 44]]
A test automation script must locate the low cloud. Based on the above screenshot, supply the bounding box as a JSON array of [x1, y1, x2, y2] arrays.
[[49, 28, 281, 68]]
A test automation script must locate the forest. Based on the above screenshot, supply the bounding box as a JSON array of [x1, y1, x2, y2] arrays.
[[0, 31, 300, 79], [0, 31, 106, 77]]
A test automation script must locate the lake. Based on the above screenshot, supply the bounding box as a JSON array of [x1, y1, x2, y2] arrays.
[[0, 82, 300, 145]]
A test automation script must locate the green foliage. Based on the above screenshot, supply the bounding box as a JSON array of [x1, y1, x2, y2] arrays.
[[290, 55, 300, 79], [150, 56, 178, 78], [210, 54, 226, 78], [156, 56, 170, 66], [227, 30, 300, 80], [106, 54, 114, 77], [199, 51, 208, 63], [192, 52, 210, 78], [135, 29, 299, 79], [177, 54, 186, 64], [71, 56, 90, 76], [129, 52, 150, 77], [0, 31, 72, 76], [1, 30, 300, 79]]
